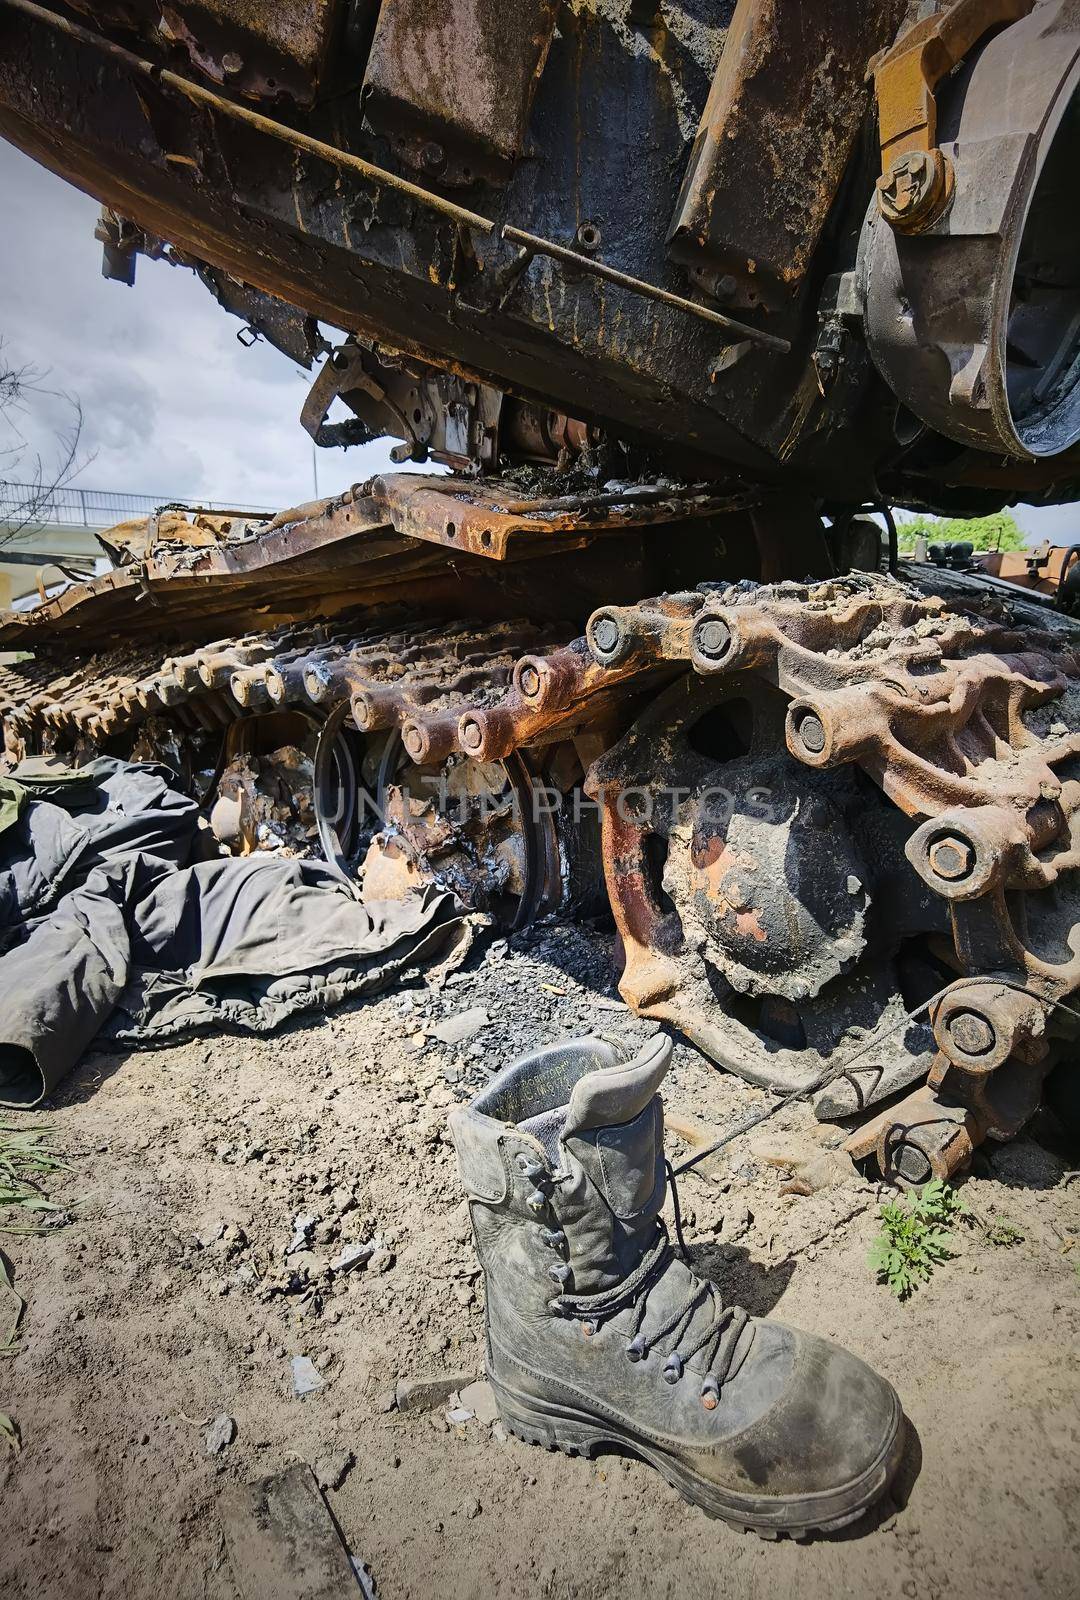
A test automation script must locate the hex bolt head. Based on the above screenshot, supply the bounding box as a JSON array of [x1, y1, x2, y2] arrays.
[[928, 835, 974, 882], [221, 51, 244, 78], [795, 711, 826, 754], [893, 1143, 933, 1187], [695, 617, 731, 661], [518, 664, 542, 698], [460, 717, 484, 752], [947, 1009, 995, 1058], [419, 141, 446, 175]]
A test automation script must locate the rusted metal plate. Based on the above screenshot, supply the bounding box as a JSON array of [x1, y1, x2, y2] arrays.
[[0, 475, 721, 654], [65, 0, 346, 102], [361, 0, 559, 181], [667, 0, 908, 307], [367, 475, 737, 562]]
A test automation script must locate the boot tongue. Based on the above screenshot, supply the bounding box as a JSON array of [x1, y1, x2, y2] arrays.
[[562, 1034, 672, 1138]]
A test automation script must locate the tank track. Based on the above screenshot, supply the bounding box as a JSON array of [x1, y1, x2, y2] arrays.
[[4, 567, 1078, 1185]]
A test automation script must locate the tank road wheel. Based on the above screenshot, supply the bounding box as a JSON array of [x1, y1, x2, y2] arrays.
[[313, 717, 567, 931], [587, 673, 949, 1110]]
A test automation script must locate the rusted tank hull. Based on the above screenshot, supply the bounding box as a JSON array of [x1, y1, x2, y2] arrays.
[[2, 0, 1080, 506]]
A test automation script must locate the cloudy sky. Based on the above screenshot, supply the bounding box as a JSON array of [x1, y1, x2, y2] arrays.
[[1, 138, 1075, 539], [2, 141, 396, 512]]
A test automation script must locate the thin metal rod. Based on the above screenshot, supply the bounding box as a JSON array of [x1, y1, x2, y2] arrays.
[[503, 227, 791, 352], [0, 0, 497, 235], [1, 0, 790, 353]]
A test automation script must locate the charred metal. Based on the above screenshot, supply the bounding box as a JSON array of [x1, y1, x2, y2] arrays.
[[1, 0, 1079, 1186]]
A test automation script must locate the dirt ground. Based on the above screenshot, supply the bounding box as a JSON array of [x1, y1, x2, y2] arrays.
[[2, 920, 1079, 1600]]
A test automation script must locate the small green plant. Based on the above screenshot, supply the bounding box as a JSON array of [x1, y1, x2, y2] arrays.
[[0, 1122, 68, 1237], [985, 1218, 1025, 1248], [868, 1178, 965, 1299], [0, 1413, 19, 1457]]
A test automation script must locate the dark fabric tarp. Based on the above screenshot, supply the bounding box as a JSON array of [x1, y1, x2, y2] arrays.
[[0, 759, 470, 1108]]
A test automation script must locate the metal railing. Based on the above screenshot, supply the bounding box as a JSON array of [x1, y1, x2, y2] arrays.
[[0, 482, 275, 530]]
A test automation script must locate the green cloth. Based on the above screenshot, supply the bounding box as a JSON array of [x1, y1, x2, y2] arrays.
[[12, 757, 99, 803], [0, 777, 26, 837]]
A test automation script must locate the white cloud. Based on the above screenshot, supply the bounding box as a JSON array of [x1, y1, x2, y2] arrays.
[[1, 140, 396, 511]]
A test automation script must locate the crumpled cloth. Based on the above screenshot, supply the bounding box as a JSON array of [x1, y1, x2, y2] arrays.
[[0, 758, 470, 1107]]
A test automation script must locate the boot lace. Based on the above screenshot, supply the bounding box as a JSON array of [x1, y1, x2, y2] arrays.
[[551, 1221, 753, 1411], [623, 1250, 751, 1409]]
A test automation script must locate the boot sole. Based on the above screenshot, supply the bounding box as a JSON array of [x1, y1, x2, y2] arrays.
[[488, 1373, 904, 1540]]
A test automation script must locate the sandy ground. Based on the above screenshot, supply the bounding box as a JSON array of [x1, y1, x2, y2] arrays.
[[2, 921, 1079, 1600]]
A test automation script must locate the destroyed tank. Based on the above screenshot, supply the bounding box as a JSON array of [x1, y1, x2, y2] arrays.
[[2, 0, 1080, 1183]]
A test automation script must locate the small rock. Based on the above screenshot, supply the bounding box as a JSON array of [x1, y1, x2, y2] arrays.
[[285, 1213, 319, 1257], [492, 1422, 509, 1444], [291, 1356, 326, 1398], [431, 1008, 490, 1048], [395, 1373, 477, 1414], [446, 1406, 474, 1425], [367, 1248, 395, 1276], [458, 1379, 500, 1427], [205, 1415, 236, 1455], [315, 1449, 354, 1492], [464, 1498, 482, 1520], [426, 1333, 450, 1356], [376, 1390, 398, 1414], [350, 1557, 377, 1600]]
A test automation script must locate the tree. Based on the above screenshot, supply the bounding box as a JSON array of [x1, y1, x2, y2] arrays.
[[894, 509, 1027, 553], [0, 339, 89, 547]]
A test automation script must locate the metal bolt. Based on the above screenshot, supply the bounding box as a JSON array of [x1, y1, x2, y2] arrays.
[[893, 1142, 933, 1187], [947, 1010, 995, 1058], [877, 148, 948, 231], [220, 51, 244, 78], [695, 617, 731, 661], [795, 711, 826, 754], [928, 835, 974, 882], [402, 727, 425, 760], [460, 717, 484, 752], [591, 615, 620, 655], [519, 664, 542, 698], [419, 141, 446, 175]]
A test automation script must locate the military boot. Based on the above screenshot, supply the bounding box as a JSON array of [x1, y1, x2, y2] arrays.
[[449, 1033, 904, 1536]]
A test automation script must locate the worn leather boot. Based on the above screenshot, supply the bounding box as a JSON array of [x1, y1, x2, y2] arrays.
[[450, 1033, 904, 1536]]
